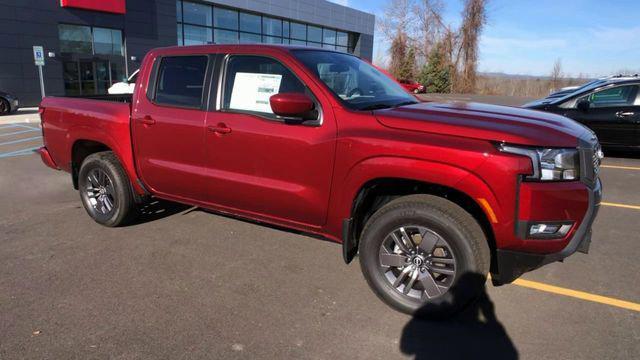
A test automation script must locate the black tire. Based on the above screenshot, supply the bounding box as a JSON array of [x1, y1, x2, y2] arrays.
[[77, 151, 137, 227], [0, 98, 9, 115], [359, 194, 490, 318]]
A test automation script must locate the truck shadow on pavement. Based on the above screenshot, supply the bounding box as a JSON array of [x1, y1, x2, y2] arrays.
[[133, 199, 192, 224], [400, 273, 518, 359]]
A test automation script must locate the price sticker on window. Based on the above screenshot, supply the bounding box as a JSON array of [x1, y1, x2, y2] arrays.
[[229, 72, 282, 113]]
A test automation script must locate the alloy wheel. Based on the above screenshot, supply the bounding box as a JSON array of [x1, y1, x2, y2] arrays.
[[378, 226, 457, 301], [84, 168, 117, 215]]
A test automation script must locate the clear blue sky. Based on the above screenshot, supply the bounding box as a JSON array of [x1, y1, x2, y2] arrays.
[[329, 0, 640, 77]]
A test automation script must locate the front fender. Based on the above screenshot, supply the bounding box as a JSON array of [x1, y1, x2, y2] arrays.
[[326, 156, 503, 243]]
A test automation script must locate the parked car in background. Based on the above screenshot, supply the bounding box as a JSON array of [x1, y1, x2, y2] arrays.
[[0, 90, 19, 115], [38, 45, 601, 318], [545, 74, 639, 101], [107, 69, 139, 95], [399, 79, 426, 93], [524, 76, 639, 149]]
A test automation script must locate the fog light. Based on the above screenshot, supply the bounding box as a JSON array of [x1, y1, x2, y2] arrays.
[[529, 222, 573, 239]]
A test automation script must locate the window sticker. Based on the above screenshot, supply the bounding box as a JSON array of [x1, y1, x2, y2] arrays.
[[229, 72, 282, 113]]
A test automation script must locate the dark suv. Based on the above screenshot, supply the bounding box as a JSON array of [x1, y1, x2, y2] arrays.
[[524, 76, 640, 149]]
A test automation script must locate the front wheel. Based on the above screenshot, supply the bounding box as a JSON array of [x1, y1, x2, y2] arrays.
[[359, 195, 490, 318], [78, 151, 137, 227]]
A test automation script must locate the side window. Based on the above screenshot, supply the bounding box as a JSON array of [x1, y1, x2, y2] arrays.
[[154, 56, 208, 108], [584, 85, 639, 108], [223, 55, 306, 115]]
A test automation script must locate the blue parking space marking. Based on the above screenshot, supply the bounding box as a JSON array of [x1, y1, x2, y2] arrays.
[[15, 124, 41, 130], [0, 136, 42, 146], [0, 146, 40, 159], [0, 129, 41, 137]]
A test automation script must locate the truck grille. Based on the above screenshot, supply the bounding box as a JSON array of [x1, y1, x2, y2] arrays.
[[579, 135, 601, 187], [592, 144, 603, 176]]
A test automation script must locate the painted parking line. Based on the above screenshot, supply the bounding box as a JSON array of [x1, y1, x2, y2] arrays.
[[601, 202, 640, 210], [0, 136, 42, 146], [512, 278, 640, 312], [0, 146, 40, 159], [601, 164, 640, 171], [0, 129, 41, 137]]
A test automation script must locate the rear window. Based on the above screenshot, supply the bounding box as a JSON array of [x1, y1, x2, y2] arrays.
[[154, 56, 208, 108]]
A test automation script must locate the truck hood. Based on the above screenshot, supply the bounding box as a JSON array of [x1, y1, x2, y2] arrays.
[[375, 102, 589, 147]]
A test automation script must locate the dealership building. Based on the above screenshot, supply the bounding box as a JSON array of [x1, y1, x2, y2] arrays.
[[0, 0, 375, 106]]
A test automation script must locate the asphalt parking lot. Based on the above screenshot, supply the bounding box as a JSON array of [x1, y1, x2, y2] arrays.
[[1, 104, 639, 359]]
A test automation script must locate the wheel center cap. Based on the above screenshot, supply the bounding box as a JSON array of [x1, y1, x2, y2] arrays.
[[411, 256, 425, 267]]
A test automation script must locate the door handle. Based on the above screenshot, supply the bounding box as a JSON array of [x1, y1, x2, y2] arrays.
[[208, 123, 232, 135], [138, 115, 156, 125], [615, 111, 634, 118]]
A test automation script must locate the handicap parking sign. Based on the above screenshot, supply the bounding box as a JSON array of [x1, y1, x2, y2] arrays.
[[33, 46, 45, 66]]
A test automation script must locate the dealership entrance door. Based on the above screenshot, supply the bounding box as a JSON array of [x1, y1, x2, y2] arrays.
[[63, 58, 125, 96]]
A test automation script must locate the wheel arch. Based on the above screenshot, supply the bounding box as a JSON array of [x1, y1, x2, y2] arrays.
[[339, 157, 500, 267], [71, 139, 112, 189]]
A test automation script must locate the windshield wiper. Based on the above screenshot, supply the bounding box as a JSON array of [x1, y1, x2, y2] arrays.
[[358, 104, 394, 111], [392, 101, 419, 108]]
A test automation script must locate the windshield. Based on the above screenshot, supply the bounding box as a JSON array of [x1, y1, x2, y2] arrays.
[[292, 50, 418, 110], [550, 79, 606, 104]]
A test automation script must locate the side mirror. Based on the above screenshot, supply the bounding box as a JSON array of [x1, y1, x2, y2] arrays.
[[269, 93, 315, 121], [577, 99, 590, 112]]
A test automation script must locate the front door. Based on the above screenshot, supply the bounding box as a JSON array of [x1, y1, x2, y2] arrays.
[[204, 54, 336, 227], [564, 84, 639, 147], [131, 55, 211, 201]]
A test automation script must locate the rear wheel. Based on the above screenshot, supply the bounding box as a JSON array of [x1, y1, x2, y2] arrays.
[[0, 98, 9, 115], [359, 194, 490, 318], [78, 151, 137, 227]]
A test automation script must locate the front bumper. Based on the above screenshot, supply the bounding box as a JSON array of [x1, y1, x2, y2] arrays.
[[492, 178, 601, 284]]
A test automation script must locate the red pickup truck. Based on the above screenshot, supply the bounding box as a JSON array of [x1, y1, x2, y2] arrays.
[[38, 45, 602, 317]]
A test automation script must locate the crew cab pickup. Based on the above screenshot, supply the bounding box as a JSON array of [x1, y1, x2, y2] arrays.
[[38, 45, 602, 317]]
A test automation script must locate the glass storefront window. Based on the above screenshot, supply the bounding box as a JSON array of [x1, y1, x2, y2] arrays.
[[240, 32, 261, 43], [337, 31, 348, 47], [214, 7, 238, 30], [323, 29, 336, 45], [240, 13, 261, 33], [214, 29, 238, 44], [184, 25, 212, 45], [59, 24, 92, 54], [263, 17, 282, 37], [307, 26, 322, 43], [176, 1, 356, 54], [262, 36, 282, 44], [290, 22, 306, 40], [93, 28, 123, 55], [183, 1, 212, 26]]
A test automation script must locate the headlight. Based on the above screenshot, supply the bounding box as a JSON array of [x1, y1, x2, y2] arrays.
[[499, 144, 580, 181]]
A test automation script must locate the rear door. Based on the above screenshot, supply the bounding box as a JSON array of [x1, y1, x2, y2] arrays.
[[203, 54, 337, 227], [131, 55, 213, 201], [565, 84, 639, 147]]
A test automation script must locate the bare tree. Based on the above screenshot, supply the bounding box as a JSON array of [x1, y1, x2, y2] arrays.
[[456, 0, 487, 93], [379, 0, 416, 78], [550, 58, 563, 91], [413, 0, 446, 63]]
